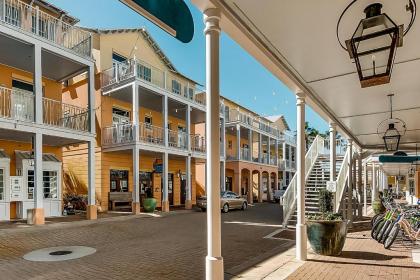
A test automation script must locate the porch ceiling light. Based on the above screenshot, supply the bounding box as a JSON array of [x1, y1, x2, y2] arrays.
[[337, 1, 417, 88], [377, 94, 406, 152]]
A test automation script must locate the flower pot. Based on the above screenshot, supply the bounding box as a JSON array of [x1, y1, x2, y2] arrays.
[[372, 199, 385, 215], [143, 198, 157, 213], [306, 220, 348, 256]]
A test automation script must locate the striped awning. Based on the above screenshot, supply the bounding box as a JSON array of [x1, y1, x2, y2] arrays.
[[0, 150, 9, 158]]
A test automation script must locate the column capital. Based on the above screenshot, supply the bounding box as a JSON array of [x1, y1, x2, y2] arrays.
[[296, 91, 305, 105], [347, 138, 353, 145], [204, 8, 221, 34], [329, 122, 336, 132]]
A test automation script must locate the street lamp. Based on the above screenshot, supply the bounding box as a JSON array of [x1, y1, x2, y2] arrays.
[[383, 123, 401, 152], [345, 3, 403, 88]]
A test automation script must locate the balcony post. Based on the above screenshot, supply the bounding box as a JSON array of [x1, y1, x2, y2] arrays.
[[296, 91, 306, 261], [275, 139, 279, 167], [2, 0, 5, 22], [35, 6, 40, 35], [258, 133, 262, 163], [87, 140, 97, 220], [363, 162, 368, 216], [185, 156, 192, 209], [132, 146, 140, 214], [357, 149, 363, 219], [221, 117, 226, 158], [347, 139, 353, 227], [204, 8, 224, 280], [132, 83, 139, 140], [248, 129, 252, 161], [372, 162, 377, 201], [163, 95, 168, 147], [162, 152, 169, 212], [28, 133, 44, 225], [34, 44, 42, 124], [187, 105, 191, 152], [88, 64, 95, 134], [236, 124, 241, 160]]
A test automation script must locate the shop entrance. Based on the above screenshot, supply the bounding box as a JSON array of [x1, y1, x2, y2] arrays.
[[180, 174, 187, 205], [162, 173, 174, 205], [140, 172, 152, 205]]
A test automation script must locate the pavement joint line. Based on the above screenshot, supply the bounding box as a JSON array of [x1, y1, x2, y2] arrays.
[[223, 221, 283, 228], [263, 228, 285, 239]]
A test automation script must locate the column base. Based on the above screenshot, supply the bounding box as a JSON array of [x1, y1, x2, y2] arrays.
[[185, 200, 193, 210], [205, 256, 224, 280], [296, 223, 307, 261], [162, 200, 170, 212], [86, 205, 98, 220], [27, 208, 45, 225], [132, 202, 141, 214]]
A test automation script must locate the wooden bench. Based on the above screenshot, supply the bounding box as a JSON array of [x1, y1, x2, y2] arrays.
[[109, 192, 133, 211]]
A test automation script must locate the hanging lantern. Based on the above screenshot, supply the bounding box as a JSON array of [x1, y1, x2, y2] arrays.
[[377, 94, 406, 152], [382, 123, 401, 152], [345, 3, 404, 88]]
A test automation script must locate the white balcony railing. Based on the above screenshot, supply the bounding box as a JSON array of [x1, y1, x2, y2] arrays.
[[101, 59, 206, 107], [191, 134, 205, 153], [240, 147, 250, 161], [0, 86, 88, 132], [102, 123, 134, 146], [139, 123, 164, 146], [226, 108, 279, 137], [335, 148, 350, 212], [270, 155, 277, 166], [278, 159, 286, 170], [43, 98, 88, 131], [0, 0, 91, 57], [168, 129, 187, 149]]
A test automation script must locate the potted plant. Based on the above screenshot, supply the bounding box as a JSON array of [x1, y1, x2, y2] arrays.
[[143, 187, 157, 213], [306, 189, 347, 256], [372, 191, 386, 215]]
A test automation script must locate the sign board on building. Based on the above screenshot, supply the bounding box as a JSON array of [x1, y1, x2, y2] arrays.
[[326, 181, 337, 192], [10, 176, 23, 201]]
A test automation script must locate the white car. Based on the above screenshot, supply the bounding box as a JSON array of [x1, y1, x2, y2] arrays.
[[273, 190, 285, 203]]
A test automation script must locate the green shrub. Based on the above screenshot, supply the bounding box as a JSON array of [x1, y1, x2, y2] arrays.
[[307, 189, 343, 221]]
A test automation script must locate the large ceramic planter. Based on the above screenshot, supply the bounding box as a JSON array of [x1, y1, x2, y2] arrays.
[[307, 220, 348, 256], [143, 198, 157, 213], [372, 199, 385, 215]]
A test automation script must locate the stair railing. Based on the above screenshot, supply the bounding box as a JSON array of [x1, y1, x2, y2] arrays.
[[281, 135, 324, 226], [334, 147, 350, 213]]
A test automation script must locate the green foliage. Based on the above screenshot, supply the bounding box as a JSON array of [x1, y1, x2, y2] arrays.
[[307, 189, 343, 221], [307, 212, 343, 221]]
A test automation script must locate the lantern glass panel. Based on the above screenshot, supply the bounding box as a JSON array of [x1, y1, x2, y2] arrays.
[[383, 126, 401, 151]]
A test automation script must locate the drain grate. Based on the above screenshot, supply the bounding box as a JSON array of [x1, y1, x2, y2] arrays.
[[49, 250, 73, 256]]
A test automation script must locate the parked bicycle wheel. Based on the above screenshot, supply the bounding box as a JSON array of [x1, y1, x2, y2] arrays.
[[371, 213, 384, 226], [384, 223, 400, 249], [381, 220, 398, 244], [377, 220, 393, 243], [372, 218, 386, 240]]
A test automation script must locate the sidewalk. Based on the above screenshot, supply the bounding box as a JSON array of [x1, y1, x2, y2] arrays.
[[231, 219, 420, 279]]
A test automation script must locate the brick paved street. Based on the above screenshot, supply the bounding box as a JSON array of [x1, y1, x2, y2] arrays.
[[287, 220, 420, 280], [0, 203, 293, 280]]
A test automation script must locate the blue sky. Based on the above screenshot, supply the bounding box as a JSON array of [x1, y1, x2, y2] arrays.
[[50, 0, 328, 133]]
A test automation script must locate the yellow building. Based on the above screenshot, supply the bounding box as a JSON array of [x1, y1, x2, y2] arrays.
[[0, 0, 96, 223], [62, 28, 210, 213]]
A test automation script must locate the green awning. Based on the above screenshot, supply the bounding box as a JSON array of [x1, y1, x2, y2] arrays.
[[379, 155, 420, 163]]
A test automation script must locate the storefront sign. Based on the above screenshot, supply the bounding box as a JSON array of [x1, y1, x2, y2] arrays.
[[326, 181, 337, 192], [10, 176, 23, 201]]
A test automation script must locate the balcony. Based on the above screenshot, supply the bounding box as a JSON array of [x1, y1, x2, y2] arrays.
[[280, 131, 296, 145], [0, 86, 89, 132], [0, 0, 91, 57], [101, 59, 206, 107], [102, 122, 206, 154], [225, 108, 279, 137]]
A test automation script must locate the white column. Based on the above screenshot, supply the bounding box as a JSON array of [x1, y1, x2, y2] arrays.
[[132, 83, 140, 214], [34, 44, 42, 124], [88, 64, 96, 135], [248, 130, 253, 161], [396, 177, 400, 197], [296, 92, 306, 261], [275, 139, 279, 167], [162, 152, 169, 212], [221, 116, 226, 159], [258, 133, 263, 163], [372, 163, 378, 200], [204, 8, 224, 280], [236, 124, 241, 160], [363, 162, 368, 216], [32, 133, 44, 222], [268, 137, 271, 163], [329, 123, 336, 181], [347, 140, 353, 227], [163, 95, 168, 147], [187, 105, 191, 152], [186, 156, 192, 209], [357, 149, 363, 219]]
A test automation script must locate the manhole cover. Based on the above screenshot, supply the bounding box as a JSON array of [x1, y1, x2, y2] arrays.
[[23, 246, 96, 262], [49, 250, 73, 256]]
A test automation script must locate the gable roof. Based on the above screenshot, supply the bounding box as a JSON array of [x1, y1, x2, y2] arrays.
[[36, 0, 79, 25], [84, 27, 200, 85], [265, 115, 290, 131]]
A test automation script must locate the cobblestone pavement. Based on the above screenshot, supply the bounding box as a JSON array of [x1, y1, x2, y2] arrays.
[[288, 220, 420, 280], [0, 203, 292, 280]]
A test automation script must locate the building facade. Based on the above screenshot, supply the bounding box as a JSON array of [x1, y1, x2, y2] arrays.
[[0, 0, 96, 223]]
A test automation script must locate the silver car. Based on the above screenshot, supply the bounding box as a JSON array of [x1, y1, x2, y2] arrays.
[[197, 191, 248, 213]]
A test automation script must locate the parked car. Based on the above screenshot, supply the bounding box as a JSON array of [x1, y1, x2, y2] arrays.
[[197, 191, 248, 213], [273, 189, 285, 203]]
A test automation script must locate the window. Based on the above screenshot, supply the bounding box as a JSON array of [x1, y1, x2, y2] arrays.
[[189, 88, 194, 100], [145, 115, 152, 125], [138, 65, 151, 82], [27, 170, 58, 199], [112, 107, 130, 125], [0, 169, 3, 200], [110, 170, 129, 192], [172, 80, 181, 95], [228, 140, 232, 149], [112, 52, 127, 64]]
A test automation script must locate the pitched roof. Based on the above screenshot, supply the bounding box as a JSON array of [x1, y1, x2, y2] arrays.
[[84, 27, 200, 85], [36, 0, 79, 25], [265, 115, 290, 131]]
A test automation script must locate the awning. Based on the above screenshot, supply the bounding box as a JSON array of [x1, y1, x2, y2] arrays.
[[15, 151, 60, 162]]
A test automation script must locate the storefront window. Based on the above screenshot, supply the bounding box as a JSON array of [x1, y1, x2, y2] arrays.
[[27, 170, 58, 199], [0, 169, 3, 200], [110, 170, 129, 192]]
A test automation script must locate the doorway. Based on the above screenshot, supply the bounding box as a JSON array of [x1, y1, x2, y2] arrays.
[[225, 176, 233, 191], [162, 173, 174, 205], [180, 174, 187, 204]]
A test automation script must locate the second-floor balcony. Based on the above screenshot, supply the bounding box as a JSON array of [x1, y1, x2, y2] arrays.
[[226, 108, 279, 137], [102, 122, 207, 154], [0, 86, 89, 132], [0, 0, 91, 57], [101, 59, 206, 107]]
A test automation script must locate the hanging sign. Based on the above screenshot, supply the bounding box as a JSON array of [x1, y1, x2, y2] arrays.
[[326, 181, 337, 192], [10, 176, 23, 201]]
